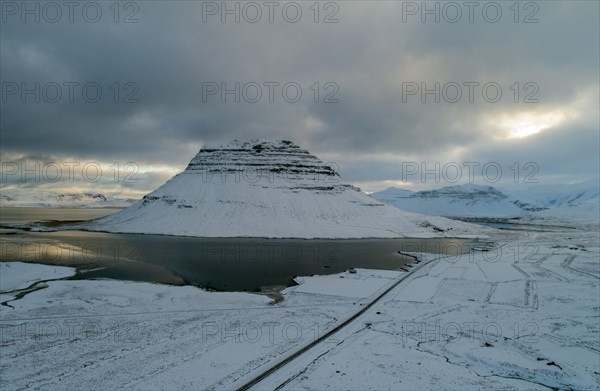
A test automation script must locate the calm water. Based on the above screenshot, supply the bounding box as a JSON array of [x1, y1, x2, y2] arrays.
[[0, 207, 471, 291]]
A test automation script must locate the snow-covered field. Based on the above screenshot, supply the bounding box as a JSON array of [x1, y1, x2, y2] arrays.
[[1, 222, 598, 390], [0, 262, 75, 293], [256, 229, 600, 390]]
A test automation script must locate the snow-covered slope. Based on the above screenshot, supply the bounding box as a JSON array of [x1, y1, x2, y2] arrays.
[[0, 189, 135, 208], [373, 184, 525, 218], [372, 181, 599, 224], [507, 180, 599, 208], [511, 180, 600, 225], [85, 140, 481, 238]]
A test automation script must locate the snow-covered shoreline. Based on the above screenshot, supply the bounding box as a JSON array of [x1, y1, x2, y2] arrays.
[[70, 227, 487, 240]]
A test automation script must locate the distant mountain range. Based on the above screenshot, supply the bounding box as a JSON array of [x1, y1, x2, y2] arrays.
[[3, 152, 597, 229], [371, 181, 600, 224], [0, 190, 135, 208]]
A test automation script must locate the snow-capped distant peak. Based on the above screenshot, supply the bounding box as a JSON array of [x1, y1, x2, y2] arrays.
[[372, 184, 519, 218], [372, 180, 599, 223], [0, 189, 135, 208], [418, 184, 506, 196]]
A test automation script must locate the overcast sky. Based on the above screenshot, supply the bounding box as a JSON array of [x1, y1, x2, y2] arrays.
[[1, 1, 598, 197]]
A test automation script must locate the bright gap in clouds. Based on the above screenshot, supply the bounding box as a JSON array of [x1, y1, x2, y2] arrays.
[[497, 111, 568, 139]]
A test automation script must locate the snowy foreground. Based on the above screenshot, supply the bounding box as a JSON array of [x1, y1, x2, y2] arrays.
[[1, 225, 598, 390]]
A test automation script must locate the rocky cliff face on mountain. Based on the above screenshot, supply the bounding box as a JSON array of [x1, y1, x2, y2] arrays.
[[85, 140, 480, 238], [182, 139, 357, 194]]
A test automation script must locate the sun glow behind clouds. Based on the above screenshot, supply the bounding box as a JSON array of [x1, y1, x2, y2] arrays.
[[497, 111, 568, 139]]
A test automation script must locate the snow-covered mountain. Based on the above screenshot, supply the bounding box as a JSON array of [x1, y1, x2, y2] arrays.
[[372, 184, 525, 218], [510, 180, 600, 224], [85, 140, 481, 238], [0, 189, 135, 208], [372, 181, 599, 223], [508, 180, 600, 208], [369, 188, 415, 204]]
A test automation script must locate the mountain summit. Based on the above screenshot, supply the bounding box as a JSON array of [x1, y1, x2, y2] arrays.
[[87, 140, 477, 238]]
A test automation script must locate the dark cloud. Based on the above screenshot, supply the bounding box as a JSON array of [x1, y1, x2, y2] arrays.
[[1, 1, 598, 194]]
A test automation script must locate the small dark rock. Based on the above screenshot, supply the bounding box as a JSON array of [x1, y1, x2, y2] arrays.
[[546, 361, 562, 370]]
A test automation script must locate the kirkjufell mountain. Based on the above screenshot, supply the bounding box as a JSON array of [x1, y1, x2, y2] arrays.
[[87, 140, 479, 238]]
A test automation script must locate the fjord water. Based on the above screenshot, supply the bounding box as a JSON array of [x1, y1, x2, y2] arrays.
[[0, 207, 470, 291]]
